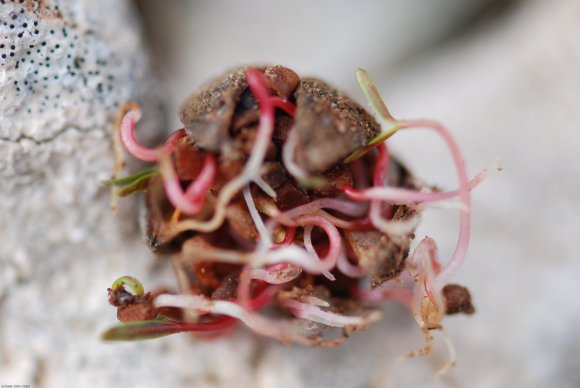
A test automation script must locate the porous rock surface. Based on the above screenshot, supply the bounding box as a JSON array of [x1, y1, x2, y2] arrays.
[[0, 1, 256, 387]]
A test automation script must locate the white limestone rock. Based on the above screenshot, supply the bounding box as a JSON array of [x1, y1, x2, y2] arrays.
[[0, 1, 263, 386]]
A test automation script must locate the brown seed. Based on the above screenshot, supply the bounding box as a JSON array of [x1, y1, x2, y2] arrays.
[[343, 206, 416, 288], [260, 161, 287, 190], [272, 112, 294, 145], [180, 68, 248, 152], [344, 229, 410, 288], [442, 284, 475, 315], [264, 65, 300, 99], [180, 65, 298, 153], [274, 181, 310, 211], [225, 201, 260, 242], [290, 78, 380, 173]]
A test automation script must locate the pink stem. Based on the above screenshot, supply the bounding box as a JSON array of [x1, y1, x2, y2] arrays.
[[349, 156, 371, 189], [373, 143, 390, 185], [281, 298, 370, 327], [269, 96, 296, 117], [398, 120, 471, 288], [120, 110, 186, 162], [337, 251, 365, 278], [184, 153, 217, 201], [233, 283, 279, 310], [245, 69, 275, 173], [369, 143, 392, 226], [248, 285, 279, 310], [296, 215, 342, 277], [343, 172, 483, 204], [277, 198, 367, 221], [342, 140, 482, 207], [162, 153, 217, 215], [317, 211, 374, 231], [237, 264, 252, 311]]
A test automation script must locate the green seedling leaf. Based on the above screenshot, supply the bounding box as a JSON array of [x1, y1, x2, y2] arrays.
[[101, 319, 184, 341], [115, 176, 153, 197], [368, 125, 400, 146], [102, 168, 158, 187], [111, 276, 145, 296], [356, 68, 394, 122], [343, 124, 399, 164], [344, 69, 400, 164], [102, 168, 158, 196]]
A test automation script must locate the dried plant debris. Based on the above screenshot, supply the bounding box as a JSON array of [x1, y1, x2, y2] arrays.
[[102, 66, 493, 374]]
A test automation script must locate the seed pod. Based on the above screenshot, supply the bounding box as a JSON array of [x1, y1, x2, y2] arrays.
[[344, 215, 412, 288], [344, 159, 418, 288], [290, 78, 381, 173], [179, 68, 248, 152]]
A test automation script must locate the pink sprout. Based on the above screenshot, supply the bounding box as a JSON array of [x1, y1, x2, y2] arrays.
[[368, 142, 418, 235], [281, 298, 380, 327], [276, 198, 368, 222], [236, 264, 253, 311], [299, 215, 342, 281], [349, 156, 372, 189], [155, 293, 323, 345], [408, 236, 441, 280], [244, 285, 280, 310], [120, 109, 185, 162], [342, 121, 474, 284], [160, 153, 217, 215], [244, 68, 275, 173], [397, 120, 471, 289], [407, 237, 443, 307], [343, 173, 484, 205], [337, 248, 365, 278], [270, 96, 296, 117], [314, 210, 373, 231]]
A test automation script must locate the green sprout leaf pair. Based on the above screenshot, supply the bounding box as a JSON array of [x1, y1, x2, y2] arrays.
[[101, 319, 185, 341], [101, 168, 159, 197], [105, 276, 171, 341], [344, 69, 400, 164], [111, 276, 145, 296]]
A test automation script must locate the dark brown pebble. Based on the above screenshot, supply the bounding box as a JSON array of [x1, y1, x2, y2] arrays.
[[442, 284, 475, 315]]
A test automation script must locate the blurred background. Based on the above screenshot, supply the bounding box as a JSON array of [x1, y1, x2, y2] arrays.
[[1, 0, 579, 387], [134, 1, 580, 384]]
